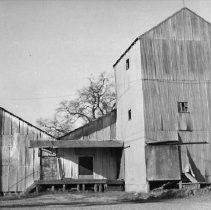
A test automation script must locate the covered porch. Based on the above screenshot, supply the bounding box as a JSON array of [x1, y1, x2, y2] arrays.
[[29, 139, 125, 192]]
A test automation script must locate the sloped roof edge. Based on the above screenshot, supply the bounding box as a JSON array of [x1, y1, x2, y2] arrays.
[[113, 7, 211, 68], [0, 107, 55, 138], [58, 109, 116, 140]]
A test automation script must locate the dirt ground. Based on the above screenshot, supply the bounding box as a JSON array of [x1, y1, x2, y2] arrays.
[[1, 188, 211, 210]]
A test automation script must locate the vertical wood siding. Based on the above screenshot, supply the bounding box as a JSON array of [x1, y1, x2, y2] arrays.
[[56, 111, 121, 180], [60, 110, 116, 141], [57, 148, 121, 180], [0, 109, 53, 192], [140, 8, 211, 181]]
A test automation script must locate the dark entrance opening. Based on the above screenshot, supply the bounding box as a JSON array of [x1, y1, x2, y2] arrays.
[[79, 156, 93, 175]]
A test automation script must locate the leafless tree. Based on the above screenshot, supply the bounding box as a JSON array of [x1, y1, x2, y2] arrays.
[[36, 114, 73, 138], [37, 72, 116, 137]]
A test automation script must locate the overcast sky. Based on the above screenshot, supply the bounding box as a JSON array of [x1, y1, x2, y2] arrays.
[[0, 0, 211, 124]]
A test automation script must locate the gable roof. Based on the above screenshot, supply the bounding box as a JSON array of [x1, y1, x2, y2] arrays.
[[0, 107, 54, 138], [113, 7, 211, 68]]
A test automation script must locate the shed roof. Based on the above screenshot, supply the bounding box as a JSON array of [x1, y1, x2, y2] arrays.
[[59, 109, 116, 140], [29, 139, 124, 148], [113, 7, 211, 68]]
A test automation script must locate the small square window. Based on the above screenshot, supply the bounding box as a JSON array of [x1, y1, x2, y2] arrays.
[[178, 102, 188, 113], [128, 109, 131, 120], [126, 58, 130, 70]]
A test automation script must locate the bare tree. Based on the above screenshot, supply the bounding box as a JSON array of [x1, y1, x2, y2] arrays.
[[36, 72, 116, 137], [36, 114, 73, 138]]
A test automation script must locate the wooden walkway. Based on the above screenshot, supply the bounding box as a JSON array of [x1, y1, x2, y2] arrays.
[[33, 179, 124, 193]]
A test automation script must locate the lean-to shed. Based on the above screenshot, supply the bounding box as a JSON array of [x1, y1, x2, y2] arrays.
[[114, 7, 211, 192], [31, 110, 124, 182], [0, 107, 54, 193]]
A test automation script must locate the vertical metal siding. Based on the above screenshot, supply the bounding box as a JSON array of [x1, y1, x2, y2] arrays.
[[0, 110, 53, 192], [140, 9, 211, 181]]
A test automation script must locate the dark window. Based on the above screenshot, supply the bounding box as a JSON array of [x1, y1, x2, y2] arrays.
[[126, 58, 130, 70], [128, 109, 132, 120], [79, 156, 93, 175], [178, 102, 188, 113]]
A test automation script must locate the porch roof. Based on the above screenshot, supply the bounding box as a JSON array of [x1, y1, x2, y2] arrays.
[[29, 140, 124, 148]]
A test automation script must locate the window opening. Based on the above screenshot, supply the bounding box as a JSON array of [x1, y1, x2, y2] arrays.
[[178, 102, 188, 113], [126, 58, 130, 70], [128, 109, 132, 120]]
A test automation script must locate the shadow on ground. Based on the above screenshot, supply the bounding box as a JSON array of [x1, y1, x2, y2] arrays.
[[1, 187, 211, 208]]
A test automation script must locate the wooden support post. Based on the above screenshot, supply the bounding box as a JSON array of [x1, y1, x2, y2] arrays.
[[99, 184, 102, 192], [82, 184, 85, 192], [63, 184, 66, 192], [179, 181, 182, 189], [36, 186, 39, 195], [77, 184, 80, 192], [94, 184, 97, 193], [51, 185, 55, 192], [104, 184, 107, 191]]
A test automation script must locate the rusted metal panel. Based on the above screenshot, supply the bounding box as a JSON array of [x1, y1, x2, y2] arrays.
[[146, 145, 181, 181]]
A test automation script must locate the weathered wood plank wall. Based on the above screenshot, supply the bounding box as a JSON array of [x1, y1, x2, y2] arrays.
[[53, 110, 121, 181], [140, 8, 211, 181], [146, 145, 180, 181], [40, 149, 58, 180], [57, 148, 120, 180], [114, 38, 148, 192], [60, 110, 116, 141], [0, 108, 53, 192]]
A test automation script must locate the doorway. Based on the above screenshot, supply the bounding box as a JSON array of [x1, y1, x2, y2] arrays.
[[78, 156, 93, 179]]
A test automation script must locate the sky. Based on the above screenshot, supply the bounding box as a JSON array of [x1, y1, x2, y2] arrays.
[[0, 0, 211, 125]]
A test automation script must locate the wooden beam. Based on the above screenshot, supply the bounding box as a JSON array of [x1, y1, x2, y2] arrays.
[[29, 140, 124, 148], [147, 141, 208, 145], [34, 179, 124, 185]]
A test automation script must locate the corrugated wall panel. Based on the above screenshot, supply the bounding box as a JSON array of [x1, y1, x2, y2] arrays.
[[0, 109, 53, 192], [146, 145, 180, 181], [140, 8, 211, 182]]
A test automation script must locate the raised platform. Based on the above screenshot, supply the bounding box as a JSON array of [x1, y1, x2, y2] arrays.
[[32, 179, 124, 193]]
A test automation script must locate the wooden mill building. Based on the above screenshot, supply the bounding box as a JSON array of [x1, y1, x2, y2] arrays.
[[1, 7, 211, 194], [114, 7, 211, 192]]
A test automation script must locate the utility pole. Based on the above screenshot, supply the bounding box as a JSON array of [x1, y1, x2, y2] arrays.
[[183, 0, 186, 7]]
